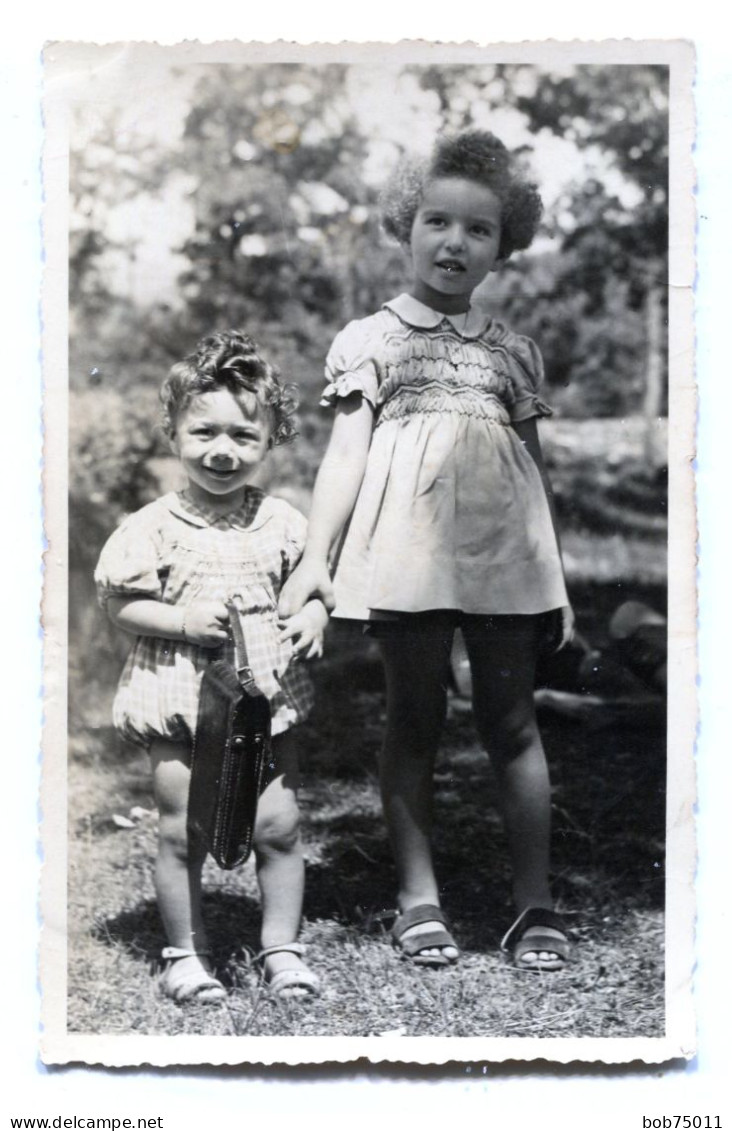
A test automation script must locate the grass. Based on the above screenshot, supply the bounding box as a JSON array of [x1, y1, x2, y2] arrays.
[[66, 417, 668, 1040], [67, 592, 666, 1041]]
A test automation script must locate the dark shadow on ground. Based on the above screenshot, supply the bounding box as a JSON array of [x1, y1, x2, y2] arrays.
[[297, 580, 666, 949], [93, 892, 270, 987]]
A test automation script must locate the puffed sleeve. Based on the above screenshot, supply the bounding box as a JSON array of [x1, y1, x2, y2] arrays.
[[506, 334, 554, 423], [320, 319, 380, 409], [94, 507, 165, 608]]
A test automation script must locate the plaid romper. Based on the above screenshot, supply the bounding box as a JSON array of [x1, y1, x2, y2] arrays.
[[94, 489, 315, 747]]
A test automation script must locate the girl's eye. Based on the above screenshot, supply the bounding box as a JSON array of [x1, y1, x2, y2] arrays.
[[471, 225, 493, 237], [424, 216, 445, 227]]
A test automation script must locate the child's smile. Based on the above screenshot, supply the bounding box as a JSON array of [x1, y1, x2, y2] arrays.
[[408, 177, 503, 314], [173, 389, 272, 511]]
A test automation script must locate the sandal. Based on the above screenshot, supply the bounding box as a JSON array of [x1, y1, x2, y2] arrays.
[[391, 904, 460, 968], [501, 908, 571, 971], [158, 947, 226, 1004], [257, 943, 320, 999]]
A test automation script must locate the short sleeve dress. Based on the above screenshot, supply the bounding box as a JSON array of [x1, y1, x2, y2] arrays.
[[321, 293, 568, 620], [94, 488, 314, 747]]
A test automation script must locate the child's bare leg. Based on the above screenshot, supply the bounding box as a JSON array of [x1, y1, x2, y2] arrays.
[[378, 624, 458, 960], [254, 730, 309, 983], [150, 739, 220, 993], [150, 739, 208, 948], [464, 617, 565, 961]]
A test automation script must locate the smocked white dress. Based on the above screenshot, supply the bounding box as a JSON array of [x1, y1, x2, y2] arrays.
[[321, 293, 568, 620]]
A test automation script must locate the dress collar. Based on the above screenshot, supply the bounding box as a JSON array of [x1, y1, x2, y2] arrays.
[[163, 487, 272, 531], [383, 293, 493, 338]]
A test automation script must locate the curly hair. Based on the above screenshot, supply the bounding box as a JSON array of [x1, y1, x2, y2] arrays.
[[380, 129, 543, 260], [160, 330, 298, 446]]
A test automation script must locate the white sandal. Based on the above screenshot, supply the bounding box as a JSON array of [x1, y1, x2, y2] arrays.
[[257, 943, 320, 998], [158, 946, 226, 1004]]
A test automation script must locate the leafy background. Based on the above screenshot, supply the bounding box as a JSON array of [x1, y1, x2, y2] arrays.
[[67, 60, 669, 1036]]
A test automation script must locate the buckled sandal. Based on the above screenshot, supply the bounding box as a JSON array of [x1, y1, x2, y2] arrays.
[[391, 904, 460, 968], [501, 907, 571, 971], [158, 946, 227, 1004], [257, 943, 320, 998]]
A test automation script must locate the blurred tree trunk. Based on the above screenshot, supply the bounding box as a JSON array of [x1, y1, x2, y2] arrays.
[[643, 279, 664, 461]]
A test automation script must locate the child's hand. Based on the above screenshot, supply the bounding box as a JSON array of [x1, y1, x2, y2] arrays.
[[279, 558, 335, 617], [540, 605, 576, 654], [279, 600, 329, 660], [556, 605, 576, 651], [181, 600, 230, 647]]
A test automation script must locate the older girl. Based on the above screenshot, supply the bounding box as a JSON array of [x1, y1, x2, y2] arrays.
[[280, 130, 574, 972]]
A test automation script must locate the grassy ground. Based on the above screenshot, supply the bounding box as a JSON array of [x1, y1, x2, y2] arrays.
[[67, 584, 666, 1040]]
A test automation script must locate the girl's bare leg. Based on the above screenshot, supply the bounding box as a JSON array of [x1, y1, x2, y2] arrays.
[[463, 617, 565, 960], [378, 624, 458, 960], [254, 730, 309, 982], [150, 739, 213, 983]]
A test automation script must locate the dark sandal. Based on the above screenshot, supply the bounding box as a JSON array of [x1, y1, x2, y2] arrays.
[[391, 904, 460, 968], [501, 908, 570, 971], [257, 943, 320, 998], [158, 947, 227, 1004]]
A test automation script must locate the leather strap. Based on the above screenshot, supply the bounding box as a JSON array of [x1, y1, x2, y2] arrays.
[[391, 904, 448, 939], [225, 599, 262, 697], [257, 942, 305, 961], [161, 946, 212, 959], [501, 907, 568, 952]]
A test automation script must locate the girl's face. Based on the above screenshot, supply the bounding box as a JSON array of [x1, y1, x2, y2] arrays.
[[172, 389, 273, 510], [408, 177, 503, 313]]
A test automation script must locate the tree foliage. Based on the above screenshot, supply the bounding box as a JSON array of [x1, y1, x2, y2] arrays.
[[176, 66, 378, 334], [411, 64, 669, 414], [68, 62, 669, 553]]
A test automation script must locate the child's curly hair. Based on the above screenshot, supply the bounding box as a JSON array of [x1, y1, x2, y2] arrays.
[[160, 330, 298, 446], [380, 129, 543, 260]]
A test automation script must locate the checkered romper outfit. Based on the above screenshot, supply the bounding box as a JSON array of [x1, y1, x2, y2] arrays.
[[95, 488, 315, 747]]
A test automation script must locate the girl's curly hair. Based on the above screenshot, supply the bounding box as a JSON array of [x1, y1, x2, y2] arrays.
[[160, 330, 298, 446], [380, 129, 543, 260]]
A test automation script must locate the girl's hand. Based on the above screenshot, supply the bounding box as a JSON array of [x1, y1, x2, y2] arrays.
[[278, 395, 373, 618], [279, 558, 335, 617], [541, 605, 576, 654], [556, 605, 576, 651], [181, 600, 231, 647], [279, 600, 329, 660]]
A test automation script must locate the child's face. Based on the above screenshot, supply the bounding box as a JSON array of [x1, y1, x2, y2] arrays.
[[408, 177, 503, 313], [172, 389, 273, 508]]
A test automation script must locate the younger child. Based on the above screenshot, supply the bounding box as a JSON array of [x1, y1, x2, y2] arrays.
[[95, 331, 327, 1002], [280, 130, 574, 971]]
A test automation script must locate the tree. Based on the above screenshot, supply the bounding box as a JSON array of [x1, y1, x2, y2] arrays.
[[413, 63, 669, 419], [175, 66, 379, 338], [517, 65, 669, 424]]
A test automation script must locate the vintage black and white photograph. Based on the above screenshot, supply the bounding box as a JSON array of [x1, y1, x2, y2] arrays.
[[41, 39, 695, 1063]]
